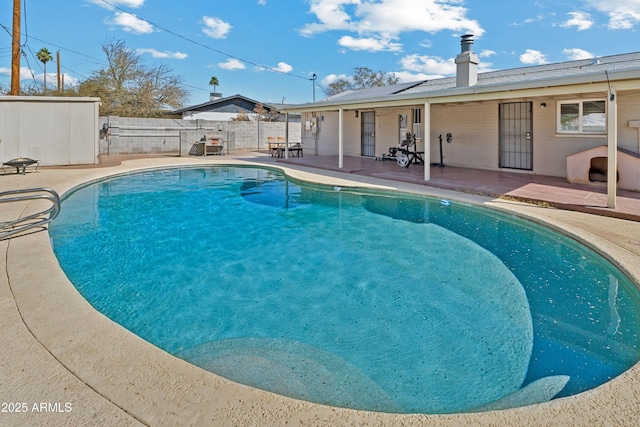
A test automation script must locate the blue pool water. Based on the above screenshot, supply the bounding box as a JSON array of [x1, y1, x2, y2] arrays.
[[49, 166, 640, 414]]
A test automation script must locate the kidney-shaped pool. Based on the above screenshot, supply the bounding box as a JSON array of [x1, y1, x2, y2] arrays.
[[49, 166, 640, 414]]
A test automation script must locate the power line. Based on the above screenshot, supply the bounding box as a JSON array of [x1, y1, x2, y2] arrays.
[[0, 23, 107, 66], [99, 0, 315, 82]]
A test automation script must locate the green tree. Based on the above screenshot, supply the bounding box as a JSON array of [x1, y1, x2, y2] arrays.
[[36, 47, 53, 94], [78, 39, 188, 117], [209, 76, 219, 92], [325, 67, 400, 97]]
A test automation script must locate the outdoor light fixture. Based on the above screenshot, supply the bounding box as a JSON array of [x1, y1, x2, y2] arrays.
[[540, 102, 547, 109], [355, 110, 359, 118]]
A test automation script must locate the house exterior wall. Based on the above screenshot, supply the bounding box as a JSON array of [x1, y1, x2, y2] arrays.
[[617, 92, 640, 153], [0, 96, 100, 166], [296, 89, 639, 179], [181, 111, 242, 121], [373, 108, 412, 157], [343, 112, 361, 156], [429, 103, 499, 170], [531, 92, 638, 177]]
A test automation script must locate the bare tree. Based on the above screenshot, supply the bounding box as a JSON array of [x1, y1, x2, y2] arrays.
[[231, 111, 251, 121], [79, 39, 188, 117], [253, 103, 268, 121], [325, 67, 400, 97]]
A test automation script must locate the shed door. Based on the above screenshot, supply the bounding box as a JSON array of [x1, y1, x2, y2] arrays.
[[361, 111, 376, 157], [499, 102, 533, 170]]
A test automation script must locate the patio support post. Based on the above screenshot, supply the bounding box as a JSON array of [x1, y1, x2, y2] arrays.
[[339, 108, 344, 169], [285, 112, 289, 159], [424, 101, 431, 181], [607, 87, 617, 209]]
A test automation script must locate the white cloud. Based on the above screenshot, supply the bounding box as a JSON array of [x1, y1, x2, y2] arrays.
[[109, 11, 154, 34], [258, 0, 266, 4], [218, 59, 246, 70], [563, 48, 595, 60], [202, 16, 232, 39], [561, 11, 594, 31], [273, 62, 293, 73], [524, 14, 545, 24], [136, 48, 188, 59], [300, 0, 484, 52], [20, 67, 33, 80], [322, 73, 349, 87], [87, 0, 145, 9], [338, 36, 402, 52], [399, 54, 456, 75], [61, 74, 80, 88], [586, 0, 640, 29], [479, 49, 496, 58], [394, 71, 434, 82], [520, 49, 548, 65]]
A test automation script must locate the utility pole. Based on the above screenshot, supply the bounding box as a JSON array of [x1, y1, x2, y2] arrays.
[[312, 73, 317, 102], [57, 50, 61, 94], [11, 0, 21, 95]]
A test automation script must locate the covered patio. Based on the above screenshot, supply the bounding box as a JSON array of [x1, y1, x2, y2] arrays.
[[267, 154, 640, 222]]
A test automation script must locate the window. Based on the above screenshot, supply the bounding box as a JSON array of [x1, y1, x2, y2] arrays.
[[558, 99, 606, 134], [412, 108, 422, 138]]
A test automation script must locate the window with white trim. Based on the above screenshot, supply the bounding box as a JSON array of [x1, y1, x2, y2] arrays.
[[557, 99, 606, 134], [412, 108, 422, 138]]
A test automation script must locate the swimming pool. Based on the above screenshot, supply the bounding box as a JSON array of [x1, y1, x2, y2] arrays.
[[49, 166, 640, 414]]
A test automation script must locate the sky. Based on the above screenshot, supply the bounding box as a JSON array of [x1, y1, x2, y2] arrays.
[[1, 0, 640, 107]]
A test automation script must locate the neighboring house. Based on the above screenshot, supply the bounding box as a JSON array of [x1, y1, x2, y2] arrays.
[[280, 35, 640, 206], [171, 93, 295, 122]]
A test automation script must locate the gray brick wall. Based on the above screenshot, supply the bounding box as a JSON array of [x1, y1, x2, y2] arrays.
[[100, 116, 301, 156]]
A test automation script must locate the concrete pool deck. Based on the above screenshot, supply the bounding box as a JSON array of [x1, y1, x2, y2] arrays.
[[2, 154, 640, 426]]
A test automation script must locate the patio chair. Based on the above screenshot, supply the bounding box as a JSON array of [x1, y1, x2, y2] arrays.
[[267, 137, 278, 157]]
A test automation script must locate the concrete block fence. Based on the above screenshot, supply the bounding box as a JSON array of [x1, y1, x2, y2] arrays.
[[99, 117, 302, 156]]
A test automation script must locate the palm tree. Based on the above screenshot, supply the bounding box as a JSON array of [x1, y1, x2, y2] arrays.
[[209, 76, 219, 93], [36, 47, 53, 94]]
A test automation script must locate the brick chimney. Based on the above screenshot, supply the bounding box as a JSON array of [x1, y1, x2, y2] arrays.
[[455, 34, 479, 87]]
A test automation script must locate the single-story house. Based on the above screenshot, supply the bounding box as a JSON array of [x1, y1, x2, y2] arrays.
[[171, 93, 299, 122], [280, 35, 640, 207]]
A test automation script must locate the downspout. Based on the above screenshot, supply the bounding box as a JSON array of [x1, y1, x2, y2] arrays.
[[607, 85, 617, 208], [339, 108, 344, 169], [424, 101, 431, 181]]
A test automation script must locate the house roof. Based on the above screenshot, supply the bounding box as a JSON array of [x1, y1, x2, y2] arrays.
[[171, 94, 290, 114], [281, 52, 640, 112], [322, 80, 427, 103], [405, 51, 640, 94]]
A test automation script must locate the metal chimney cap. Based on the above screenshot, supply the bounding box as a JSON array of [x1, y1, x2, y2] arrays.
[[460, 34, 474, 53]]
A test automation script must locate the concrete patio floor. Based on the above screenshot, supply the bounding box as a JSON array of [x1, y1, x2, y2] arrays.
[[2, 153, 640, 426], [271, 154, 640, 222]]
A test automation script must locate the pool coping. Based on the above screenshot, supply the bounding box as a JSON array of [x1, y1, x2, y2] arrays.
[[2, 155, 640, 426]]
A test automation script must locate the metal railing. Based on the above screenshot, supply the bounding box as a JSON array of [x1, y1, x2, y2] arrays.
[[0, 188, 60, 240]]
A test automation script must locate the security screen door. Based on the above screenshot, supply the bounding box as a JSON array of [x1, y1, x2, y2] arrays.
[[361, 111, 376, 157], [499, 102, 533, 170]]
